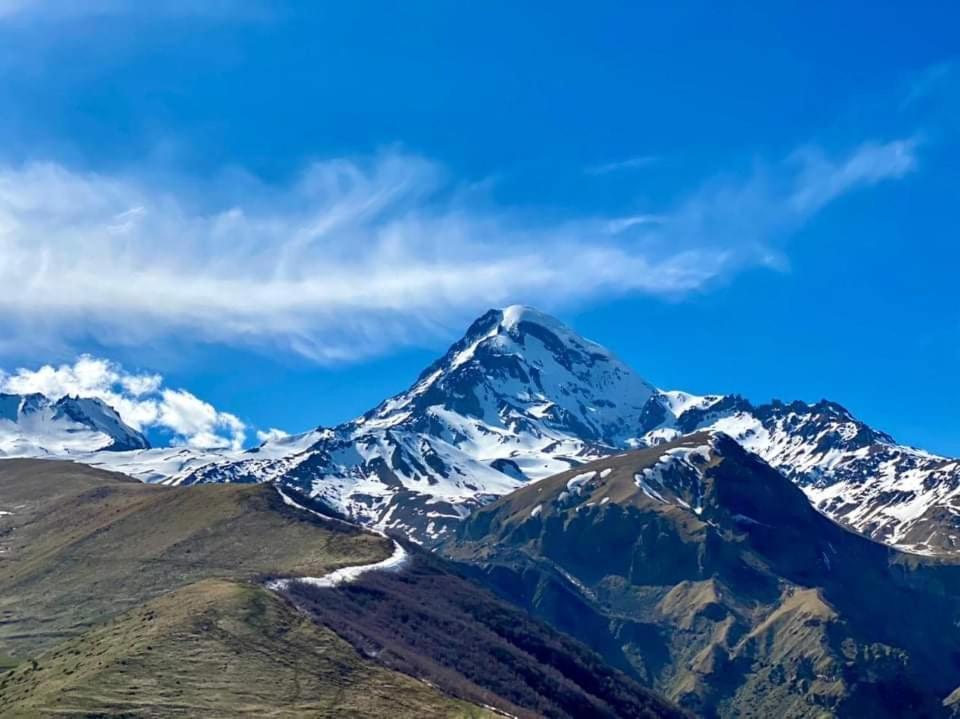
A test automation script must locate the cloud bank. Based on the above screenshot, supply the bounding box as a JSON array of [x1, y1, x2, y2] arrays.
[[0, 140, 917, 361], [0, 356, 246, 449]]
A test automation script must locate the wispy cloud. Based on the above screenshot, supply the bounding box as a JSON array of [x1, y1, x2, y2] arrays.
[[605, 214, 667, 234], [0, 356, 247, 449], [789, 138, 918, 214], [585, 155, 659, 176], [0, 139, 917, 362]]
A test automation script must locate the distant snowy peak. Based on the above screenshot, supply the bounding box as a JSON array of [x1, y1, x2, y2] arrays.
[[635, 392, 960, 554], [0, 392, 149, 456], [362, 305, 656, 448]]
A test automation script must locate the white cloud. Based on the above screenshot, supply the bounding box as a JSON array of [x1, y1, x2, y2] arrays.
[[789, 138, 919, 215], [0, 356, 247, 450], [157, 389, 245, 451], [0, 141, 917, 362], [256, 428, 289, 444]]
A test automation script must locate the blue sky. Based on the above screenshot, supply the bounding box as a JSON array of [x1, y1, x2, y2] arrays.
[[0, 1, 957, 454]]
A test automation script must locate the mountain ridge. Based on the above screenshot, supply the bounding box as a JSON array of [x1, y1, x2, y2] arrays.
[[6, 305, 960, 554], [186, 304, 960, 553], [441, 431, 960, 717]]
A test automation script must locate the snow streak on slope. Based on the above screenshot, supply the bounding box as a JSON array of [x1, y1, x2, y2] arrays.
[[265, 486, 409, 593]]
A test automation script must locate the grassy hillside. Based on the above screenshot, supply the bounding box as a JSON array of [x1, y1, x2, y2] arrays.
[[0, 578, 490, 718], [0, 459, 390, 659], [0, 458, 685, 718], [0, 460, 498, 717], [443, 433, 960, 718]]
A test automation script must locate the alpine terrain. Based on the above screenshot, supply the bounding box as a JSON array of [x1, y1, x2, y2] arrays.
[[120, 305, 960, 555], [5, 306, 960, 555], [0, 393, 149, 455]]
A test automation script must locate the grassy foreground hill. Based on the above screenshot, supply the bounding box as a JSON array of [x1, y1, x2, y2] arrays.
[[0, 579, 491, 718], [443, 433, 960, 718], [0, 459, 491, 717], [0, 459, 390, 659], [0, 459, 685, 718]]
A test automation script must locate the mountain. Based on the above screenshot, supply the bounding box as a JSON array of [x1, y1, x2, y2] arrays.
[[170, 306, 664, 542], [642, 394, 960, 555], [0, 458, 685, 718], [167, 305, 960, 554], [7, 306, 959, 554], [0, 392, 149, 455], [441, 432, 960, 718]]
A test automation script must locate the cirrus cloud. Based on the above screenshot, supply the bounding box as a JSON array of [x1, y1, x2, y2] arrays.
[[0, 140, 918, 362]]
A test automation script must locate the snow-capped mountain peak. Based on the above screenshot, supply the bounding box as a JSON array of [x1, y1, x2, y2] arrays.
[[153, 306, 960, 551], [362, 305, 656, 447], [0, 392, 149, 456], [175, 306, 663, 542], [8, 305, 960, 556]]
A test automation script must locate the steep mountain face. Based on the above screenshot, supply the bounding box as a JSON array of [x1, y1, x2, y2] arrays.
[[173, 305, 960, 553], [441, 433, 960, 718], [0, 392, 149, 455], [178, 305, 660, 543]]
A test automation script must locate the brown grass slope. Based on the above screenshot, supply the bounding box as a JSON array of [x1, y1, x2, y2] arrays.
[[0, 459, 688, 718], [443, 433, 960, 718], [0, 459, 498, 718], [0, 458, 390, 658], [0, 578, 491, 718]]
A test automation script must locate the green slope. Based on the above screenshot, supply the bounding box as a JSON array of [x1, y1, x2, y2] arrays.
[[0, 460, 495, 717], [0, 459, 390, 659], [0, 578, 491, 718]]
